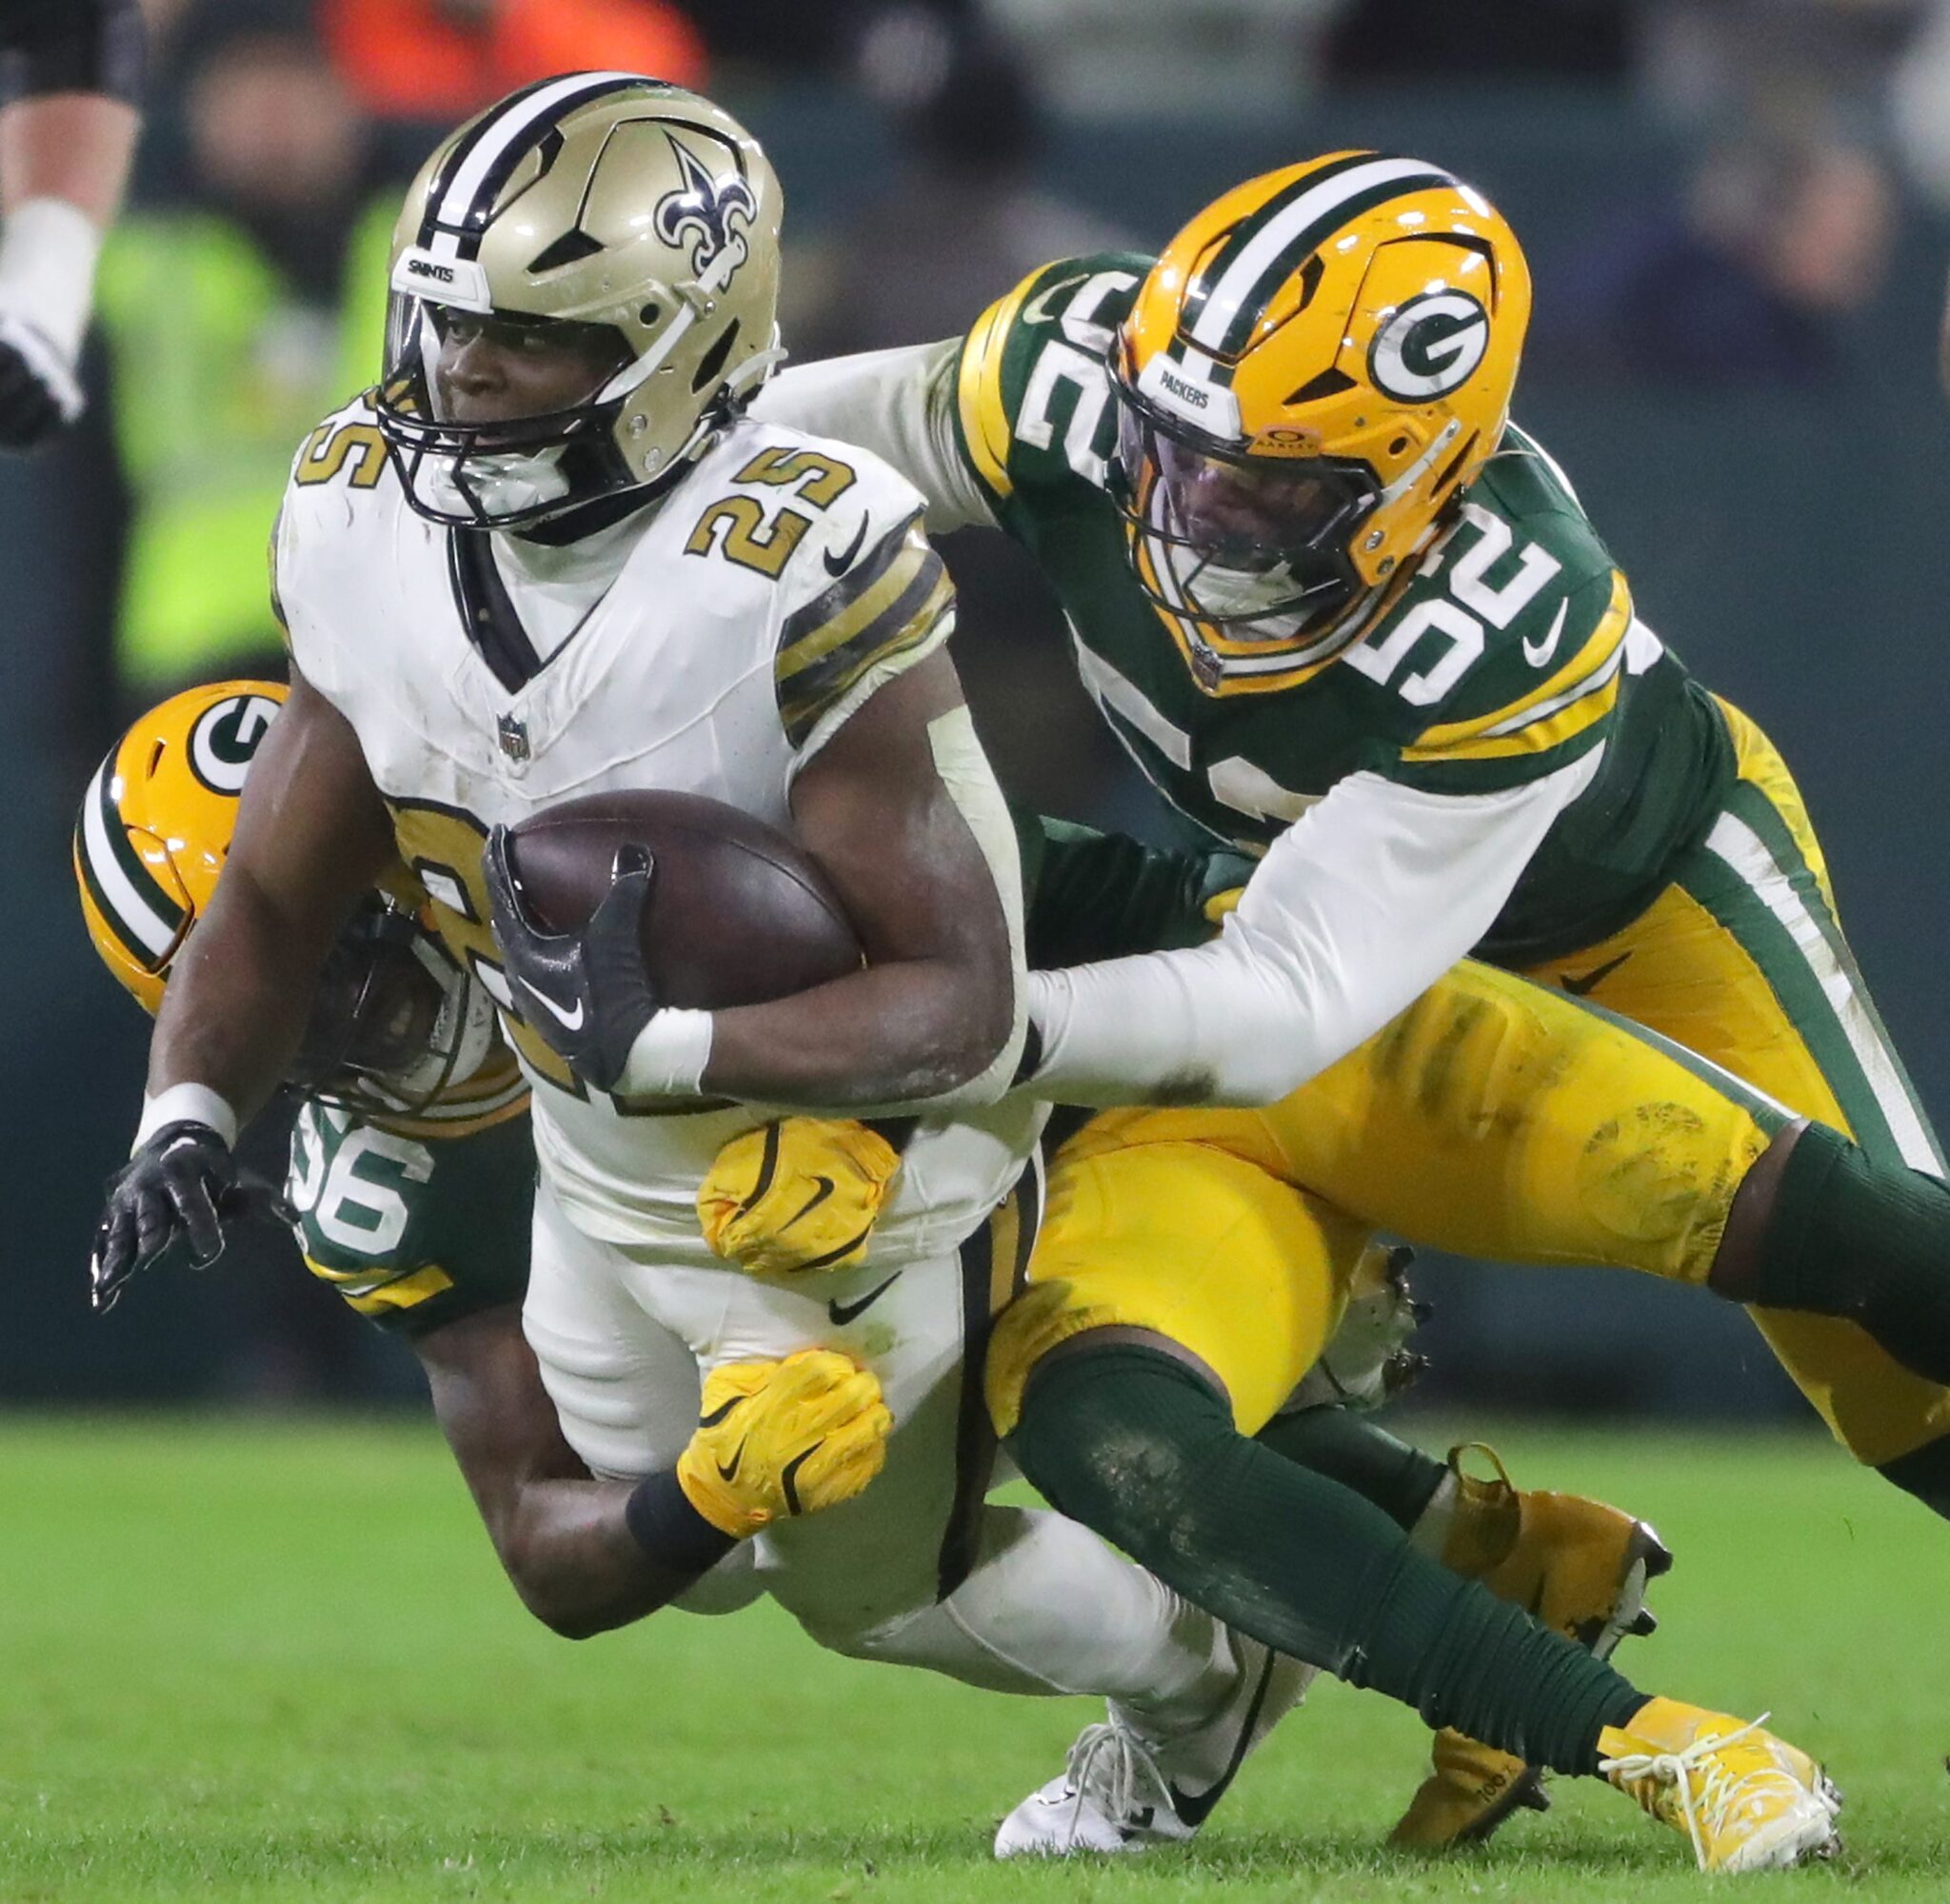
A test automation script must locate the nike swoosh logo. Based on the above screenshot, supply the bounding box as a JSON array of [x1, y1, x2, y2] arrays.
[[716, 1437, 746, 1483], [1522, 598, 1569, 668], [823, 517, 869, 577], [780, 1444, 816, 1516], [827, 1273, 900, 1327], [784, 1176, 835, 1231], [1166, 1649, 1278, 1828], [522, 978, 585, 1032], [1560, 950, 1633, 997]]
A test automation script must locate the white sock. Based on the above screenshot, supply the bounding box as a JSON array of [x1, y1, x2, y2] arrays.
[[836, 1505, 1241, 1735]]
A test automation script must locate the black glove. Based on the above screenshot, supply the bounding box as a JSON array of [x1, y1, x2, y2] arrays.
[[483, 828, 659, 1092], [90, 1121, 292, 1315], [0, 313, 84, 451]]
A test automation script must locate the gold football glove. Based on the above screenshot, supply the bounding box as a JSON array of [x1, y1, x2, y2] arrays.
[[676, 1350, 893, 1538], [698, 1118, 900, 1279]]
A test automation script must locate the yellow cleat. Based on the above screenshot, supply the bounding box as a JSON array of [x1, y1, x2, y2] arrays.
[[1391, 1445, 1671, 1849], [1597, 1697, 1841, 1871]]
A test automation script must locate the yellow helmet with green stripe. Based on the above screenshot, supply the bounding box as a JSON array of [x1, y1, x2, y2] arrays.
[[1112, 151, 1531, 630], [75, 681, 287, 1014], [75, 683, 497, 1114]]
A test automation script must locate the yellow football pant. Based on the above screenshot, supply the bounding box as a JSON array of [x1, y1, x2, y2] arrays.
[[994, 703, 1947, 1467], [990, 960, 1779, 1437], [1510, 702, 1950, 1466]]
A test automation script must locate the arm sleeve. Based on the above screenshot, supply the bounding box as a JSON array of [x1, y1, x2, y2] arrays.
[[1022, 749, 1602, 1108], [751, 341, 998, 534], [0, 0, 145, 106]]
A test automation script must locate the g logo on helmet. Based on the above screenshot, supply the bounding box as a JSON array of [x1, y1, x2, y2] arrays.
[[188, 693, 280, 796], [1368, 290, 1491, 404]]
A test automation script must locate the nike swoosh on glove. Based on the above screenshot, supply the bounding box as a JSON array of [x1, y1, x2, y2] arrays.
[[676, 1350, 893, 1537], [90, 1121, 294, 1314], [698, 1119, 901, 1279], [483, 827, 660, 1091]]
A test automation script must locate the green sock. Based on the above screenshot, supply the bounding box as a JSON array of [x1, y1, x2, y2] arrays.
[[1750, 1122, 1950, 1385], [1256, 1407, 1448, 1531], [1009, 1344, 1643, 1775]]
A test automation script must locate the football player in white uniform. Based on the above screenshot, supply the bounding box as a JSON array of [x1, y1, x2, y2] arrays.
[[89, 75, 1306, 1829]]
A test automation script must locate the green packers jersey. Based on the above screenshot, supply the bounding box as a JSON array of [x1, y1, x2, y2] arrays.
[[288, 1101, 533, 1339], [953, 254, 1737, 964]]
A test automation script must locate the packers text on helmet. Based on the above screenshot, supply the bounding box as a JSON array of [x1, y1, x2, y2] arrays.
[[1113, 151, 1531, 635]]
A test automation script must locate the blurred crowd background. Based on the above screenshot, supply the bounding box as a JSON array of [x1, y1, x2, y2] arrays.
[[8, 0, 1950, 1423]]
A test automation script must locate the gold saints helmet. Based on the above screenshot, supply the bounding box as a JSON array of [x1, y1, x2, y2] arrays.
[[1112, 151, 1531, 632], [75, 683, 496, 1112], [376, 72, 784, 528]]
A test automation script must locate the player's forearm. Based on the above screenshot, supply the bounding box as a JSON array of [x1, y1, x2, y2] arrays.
[[0, 94, 133, 364], [0, 91, 137, 222], [698, 955, 1020, 1109], [419, 1314, 725, 1638], [489, 1478, 696, 1638], [144, 871, 341, 1134], [751, 338, 997, 533], [1024, 762, 1596, 1107]]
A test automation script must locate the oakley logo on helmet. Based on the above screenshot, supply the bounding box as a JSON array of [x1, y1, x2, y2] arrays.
[[654, 135, 758, 292], [188, 694, 281, 797], [1367, 290, 1491, 403]]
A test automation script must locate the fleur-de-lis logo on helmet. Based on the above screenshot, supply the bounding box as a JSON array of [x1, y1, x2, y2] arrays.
[[653, 134, 759, 292]]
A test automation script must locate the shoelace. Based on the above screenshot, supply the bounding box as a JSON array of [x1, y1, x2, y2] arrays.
[[1058, 1722, 1176, 1849], [1599, 1712, 1785, 1871]]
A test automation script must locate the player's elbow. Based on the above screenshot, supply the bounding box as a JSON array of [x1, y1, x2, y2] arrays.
[[924, 954, 1023, 1101], [494, 1529, 642, 1640], [507, 1567, 640, 1641]]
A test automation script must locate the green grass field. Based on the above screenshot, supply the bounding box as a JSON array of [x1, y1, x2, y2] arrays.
[[2, 1416, 1947, 1902]]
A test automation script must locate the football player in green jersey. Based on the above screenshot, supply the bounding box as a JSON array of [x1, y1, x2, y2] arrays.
[[750, 150, 1950, 1847], [754, 150, 1950, 1517]]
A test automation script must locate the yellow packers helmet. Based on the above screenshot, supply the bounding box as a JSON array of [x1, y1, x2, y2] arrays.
[[75, 683, 497, 1112], [76, 681, 287, 1013], [377, 73, 784, 528], [1112, 151, 1530, 630]]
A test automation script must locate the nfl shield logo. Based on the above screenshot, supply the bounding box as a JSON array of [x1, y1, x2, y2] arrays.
[[497, 713, 529, 764]]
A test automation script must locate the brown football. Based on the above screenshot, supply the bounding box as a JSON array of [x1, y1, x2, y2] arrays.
[[504, 790, 863, 1009]]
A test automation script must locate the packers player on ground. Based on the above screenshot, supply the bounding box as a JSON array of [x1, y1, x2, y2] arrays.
[[751, 152, 1950, 1854], [84, 681, 1686, 1853]]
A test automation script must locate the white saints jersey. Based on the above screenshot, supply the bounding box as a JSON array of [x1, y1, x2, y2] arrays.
[[274, 390, 1037, 1266]]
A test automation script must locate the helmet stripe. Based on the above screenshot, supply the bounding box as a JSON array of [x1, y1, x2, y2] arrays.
[[1179, 149, 1379, 338], [1185, 156, 1454, 359], [419, 70, 652, 262], [77, 757, 182, 962]]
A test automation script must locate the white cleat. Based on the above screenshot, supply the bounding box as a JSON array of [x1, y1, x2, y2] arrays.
[[994, 1635, 1314, 1857]]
